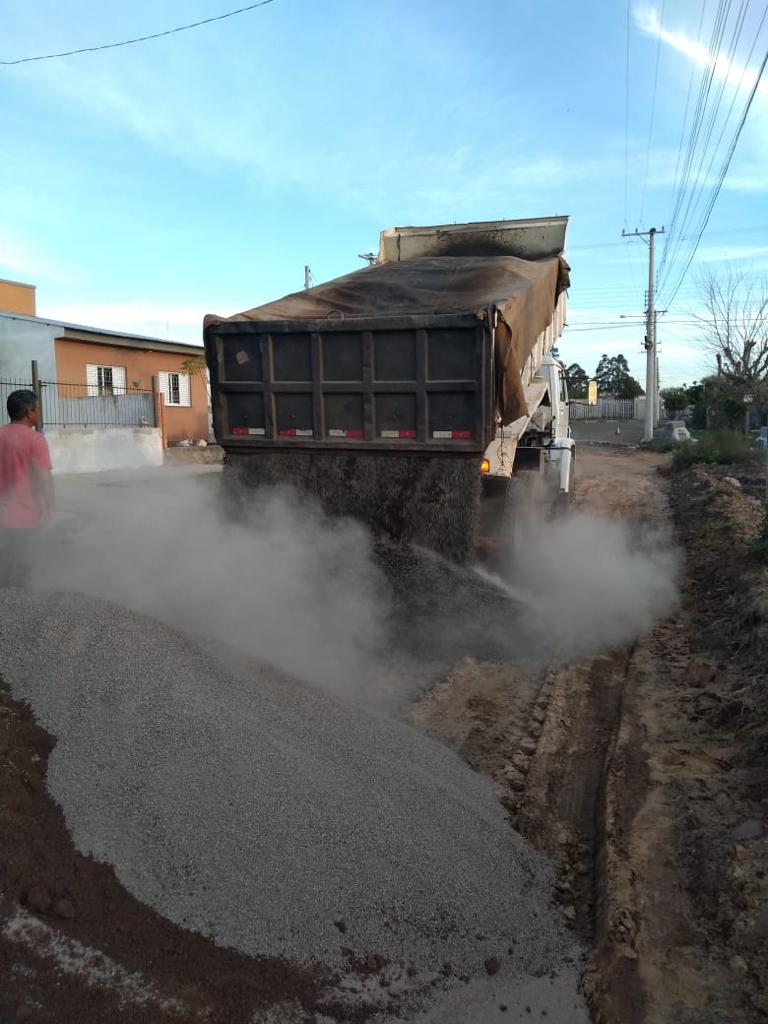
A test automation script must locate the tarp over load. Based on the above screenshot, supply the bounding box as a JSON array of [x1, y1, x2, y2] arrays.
[[204, 253, 569, 425]]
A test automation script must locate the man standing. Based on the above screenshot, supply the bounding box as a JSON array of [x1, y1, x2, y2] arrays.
[[0, 389, 54, 587]]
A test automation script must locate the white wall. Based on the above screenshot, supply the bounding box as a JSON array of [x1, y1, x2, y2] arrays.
[[0, 315, 57, 382], [47, 427, 164, 475]]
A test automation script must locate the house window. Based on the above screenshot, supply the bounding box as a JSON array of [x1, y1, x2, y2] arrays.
[[158, 371, 191, 407], [86, 364, 126, 397]]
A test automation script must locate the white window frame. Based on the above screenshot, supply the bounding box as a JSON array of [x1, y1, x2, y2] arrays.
[[158, 371, 191, 408], [86, 364, 126, 397]]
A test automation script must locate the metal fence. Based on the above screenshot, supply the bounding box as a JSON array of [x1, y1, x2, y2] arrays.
[[0, 378, 156, 429], [569, 397, 645, 420]]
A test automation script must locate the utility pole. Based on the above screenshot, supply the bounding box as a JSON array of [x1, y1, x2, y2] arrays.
[[654, 310, 660, 428], [622, 226, 665, 442], [655, 346, 660, 425], [304, 266, 312, 290]]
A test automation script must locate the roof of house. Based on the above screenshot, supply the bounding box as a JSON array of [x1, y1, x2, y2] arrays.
[[0, 278, 36, 290], [0, 311, 203, 356]]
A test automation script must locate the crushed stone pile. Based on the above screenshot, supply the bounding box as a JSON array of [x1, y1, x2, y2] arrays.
[[0, 590, 575, 979], [225, 451, 481, 563], [376, 539, 525, 663]]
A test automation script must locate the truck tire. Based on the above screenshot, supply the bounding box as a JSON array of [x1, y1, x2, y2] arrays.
[[554, 451, 576, 513]]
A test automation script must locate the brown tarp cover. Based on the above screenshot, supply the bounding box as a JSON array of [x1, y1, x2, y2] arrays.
[[204, 255, 570, 424]]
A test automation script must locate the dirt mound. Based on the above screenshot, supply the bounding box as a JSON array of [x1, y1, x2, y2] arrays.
[[0, 589, 584, 1022], [0, 683, 328, 1024], [671, 463, 768, 749]]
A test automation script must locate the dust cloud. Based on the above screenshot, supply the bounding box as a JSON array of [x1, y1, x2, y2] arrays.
[[30, 468, 679, 705], [485, 499, 680, 660], [37, 472, 390, 695]]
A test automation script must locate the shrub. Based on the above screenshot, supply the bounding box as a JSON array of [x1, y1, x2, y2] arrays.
[[753, 504, 768, 564], [670, 430, 756, 472]]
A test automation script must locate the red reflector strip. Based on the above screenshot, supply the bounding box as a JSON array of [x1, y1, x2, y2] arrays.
[[279, 429, 314, 437], [381, 430, 417, 439], [432, 430, 472, 439], [232, 427, 248, 435], [328, 429, 364, 438]]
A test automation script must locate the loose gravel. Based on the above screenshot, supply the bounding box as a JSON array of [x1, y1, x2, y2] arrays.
[[0, 589, 576, 979]]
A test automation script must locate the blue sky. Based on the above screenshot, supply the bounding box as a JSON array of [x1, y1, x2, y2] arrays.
[[2, 0, 768, 388]]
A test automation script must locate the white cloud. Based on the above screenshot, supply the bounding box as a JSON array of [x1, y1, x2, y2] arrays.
[[17, 40, 618, 223], [0, 228, 71, 284], [694, 244, 768, 263], [42, 300, 208, 344], [634, 6, 768, 99]]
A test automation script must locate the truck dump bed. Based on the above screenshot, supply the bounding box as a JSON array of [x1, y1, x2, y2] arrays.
[[204, 253, 568, 454]]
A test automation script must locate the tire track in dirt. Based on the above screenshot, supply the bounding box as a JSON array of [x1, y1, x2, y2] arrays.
[[412, 447, 768, 1023]]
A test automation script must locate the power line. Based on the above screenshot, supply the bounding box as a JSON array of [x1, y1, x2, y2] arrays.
[[639, 0, 666, 224], [567, 317, 735, 332], [659, 0, 750, 292], [656, 0, 733, 286], [0, 0, 276, 65], [666, 1, 709, 249], [661, 16, 768, 308], [654, 1, 768, 301], [570, 223, 768, 252], [624, 0, 632, 227]]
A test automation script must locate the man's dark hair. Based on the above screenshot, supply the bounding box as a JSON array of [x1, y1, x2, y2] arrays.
[[7, 389, 38, 422]]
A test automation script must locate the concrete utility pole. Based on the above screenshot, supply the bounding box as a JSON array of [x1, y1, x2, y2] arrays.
[[655, 350, 660, 425], [304, 266, 312, 290], [654, 310, 660, 428], [622, 226, 665, 442]]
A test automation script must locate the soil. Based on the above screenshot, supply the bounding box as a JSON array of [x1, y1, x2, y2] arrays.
[[2, 445, 766, 1023], [0, 683, 384, 1024], [413, 447, 768, 1023]]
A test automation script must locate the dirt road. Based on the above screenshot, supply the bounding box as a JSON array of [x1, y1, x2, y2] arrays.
[[414, 446, 768, 1023], [2, 449, 765, 1023]]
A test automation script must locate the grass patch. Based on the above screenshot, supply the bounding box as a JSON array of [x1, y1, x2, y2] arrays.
[[645, 438, 677, 453], [753, 504, 768, 564], [670, 430, 757, 472]]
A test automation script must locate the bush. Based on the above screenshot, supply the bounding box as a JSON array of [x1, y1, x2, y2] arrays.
[[753, 504, 768, 564], [645, 438, 677, 453], [670, 430, 756, 472]]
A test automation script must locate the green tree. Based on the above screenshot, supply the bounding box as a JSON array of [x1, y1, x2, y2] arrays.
[[660, 387, 690, 415], [615, 374, 644, 399], [594, 353, 644, 398], [565, 362, 589, 397]]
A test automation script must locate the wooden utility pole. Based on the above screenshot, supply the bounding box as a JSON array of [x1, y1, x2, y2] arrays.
[[622, 227, 665, 442]]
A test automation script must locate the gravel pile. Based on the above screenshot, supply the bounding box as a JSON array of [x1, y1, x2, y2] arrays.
[[376, 539, 525, 663], [225, 451, 481, 563], [0, 590, 574, 978]]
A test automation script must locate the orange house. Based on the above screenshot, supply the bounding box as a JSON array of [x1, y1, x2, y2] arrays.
[[0, 279, 209, 445], [54, 332, 209, 444]]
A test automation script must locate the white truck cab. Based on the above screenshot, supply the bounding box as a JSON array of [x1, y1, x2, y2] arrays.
[[482, 352, 575, 501]]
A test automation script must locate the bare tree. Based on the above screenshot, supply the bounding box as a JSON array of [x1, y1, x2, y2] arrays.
[[180, 353, 210, 401], [693, 268, 768, 397]]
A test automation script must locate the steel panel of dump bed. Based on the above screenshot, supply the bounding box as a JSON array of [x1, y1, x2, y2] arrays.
[[206, 313, 492, 453]]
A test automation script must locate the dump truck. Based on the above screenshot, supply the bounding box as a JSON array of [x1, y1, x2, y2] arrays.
[[204, 217, 574, 565]]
